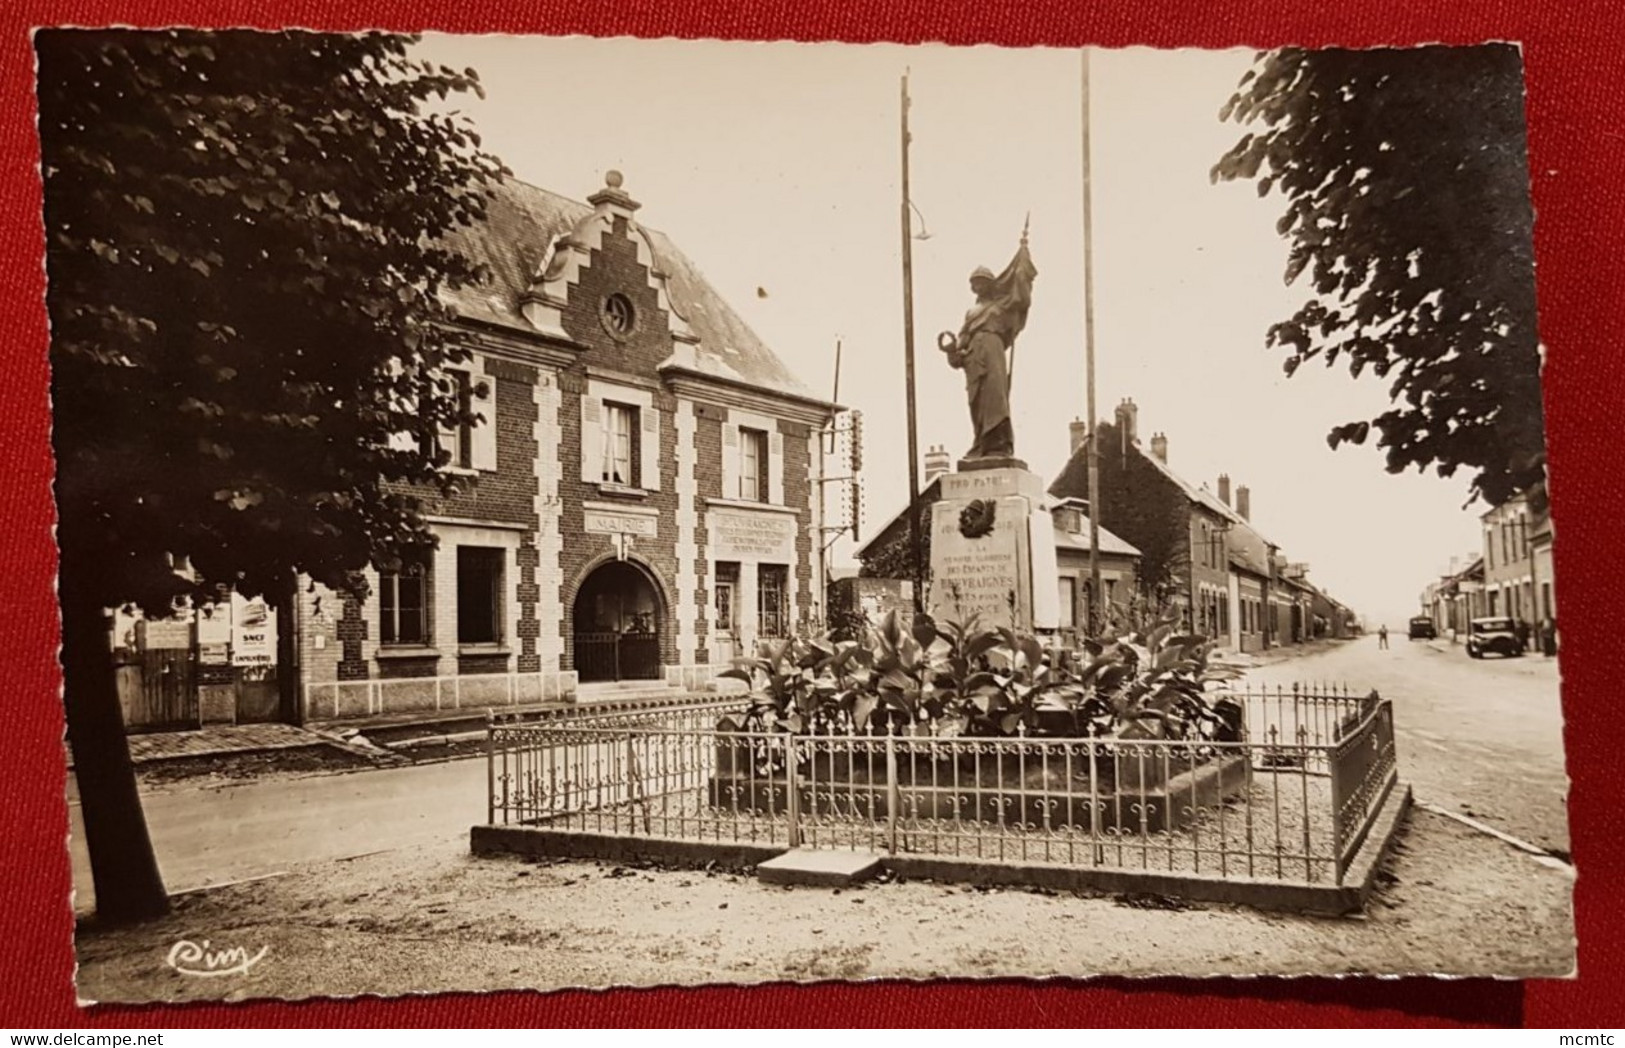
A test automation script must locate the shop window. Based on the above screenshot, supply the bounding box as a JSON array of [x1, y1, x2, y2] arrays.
[[379, 559, 429, 646], [759, 564, 788, 639], [457, 546, 504, 646]]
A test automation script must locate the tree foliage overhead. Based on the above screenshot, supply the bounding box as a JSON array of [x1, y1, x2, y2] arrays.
[[1214, 45, 1545, 509], [39, 28, 507, 612]]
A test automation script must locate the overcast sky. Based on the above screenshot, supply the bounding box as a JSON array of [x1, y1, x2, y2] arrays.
[[411, 34, 1514, 627]]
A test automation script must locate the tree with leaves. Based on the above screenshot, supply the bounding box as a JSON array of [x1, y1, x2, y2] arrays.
[[38, 28, 505, 921], [1214, 45, 1545, 510]]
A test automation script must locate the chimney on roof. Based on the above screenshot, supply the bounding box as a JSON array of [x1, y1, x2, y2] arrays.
[[1069, 418, 1090, 455], [1150, 432, 1168, 463], [588, 169, 641, 218], [1236, 484, 1251, 521], [923, 444, 951, 486], [1114, 398, 1139, 445], [1218, 473, 1231, 506]]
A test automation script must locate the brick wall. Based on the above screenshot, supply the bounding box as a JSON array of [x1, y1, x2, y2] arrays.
[[559, 214, 673, 378], [336, 592, 367, 681], [691, 409, 724, 661], [421, 359, 540, 528], [781, 419, 814, 629], [1060, 422, 1192, 601], [552, 212, 690, 674]]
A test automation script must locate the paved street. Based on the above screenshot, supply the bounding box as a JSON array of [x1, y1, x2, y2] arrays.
[[69, 633, 1569, 914], [67, 755, 490, 914], [1243, 634, 1569, 853]]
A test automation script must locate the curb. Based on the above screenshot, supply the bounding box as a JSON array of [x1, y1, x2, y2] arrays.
[[470, 781, 1413, 918]]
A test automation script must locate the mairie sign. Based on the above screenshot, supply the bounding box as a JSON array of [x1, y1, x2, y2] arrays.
[[584, 509, 658, 539]]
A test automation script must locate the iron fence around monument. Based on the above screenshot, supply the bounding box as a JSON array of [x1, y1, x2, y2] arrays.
[[484, 685, 1398, 888]]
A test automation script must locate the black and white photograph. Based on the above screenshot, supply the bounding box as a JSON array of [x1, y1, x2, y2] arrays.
[[38, 29, 1572, 1001]]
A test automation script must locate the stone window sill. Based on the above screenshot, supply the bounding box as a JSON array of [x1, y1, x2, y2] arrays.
[[596, 483, 650, 500], [458, 645, 512, 658], [376, 646, 440, 660], [704, 497, 798, 516]]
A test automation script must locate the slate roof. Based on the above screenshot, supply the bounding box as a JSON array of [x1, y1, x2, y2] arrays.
[[439, 176, 820, 402], [1051, 518, 1142, 558], [1053, 424, 1300, 583]]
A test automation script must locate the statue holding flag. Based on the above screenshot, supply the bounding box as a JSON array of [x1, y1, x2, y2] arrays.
[[937, 221, 1038, 463]]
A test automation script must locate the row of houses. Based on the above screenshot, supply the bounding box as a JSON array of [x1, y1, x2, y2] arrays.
[[1420, 489, 1556, 641], [850, 399, 1358, 653]]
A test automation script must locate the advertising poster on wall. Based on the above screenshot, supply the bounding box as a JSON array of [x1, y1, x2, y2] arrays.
[[230, 591, 277, 667]]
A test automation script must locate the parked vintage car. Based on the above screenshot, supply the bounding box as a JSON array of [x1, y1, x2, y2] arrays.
[[1466, 616, 1523, 658], [1408, 616, 1438, 640]]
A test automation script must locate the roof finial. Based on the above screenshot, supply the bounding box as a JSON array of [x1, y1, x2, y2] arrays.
[[605, 169, 625, 189]]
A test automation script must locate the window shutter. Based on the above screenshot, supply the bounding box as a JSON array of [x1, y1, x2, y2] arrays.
[[640, 405, 661, 491], [581, 395, 603, 484], [436, 371, 460, 465], [722, 423, 741, 500], [768, 428, 784, 505], [385, 357, 419, 454], [470, 365, 498, 472]]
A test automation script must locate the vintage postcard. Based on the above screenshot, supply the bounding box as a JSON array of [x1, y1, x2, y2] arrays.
[[38, 30, 1571, 1002]]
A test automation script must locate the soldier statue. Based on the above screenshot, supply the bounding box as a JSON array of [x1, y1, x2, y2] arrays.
[[938, 223, 1038, 463]]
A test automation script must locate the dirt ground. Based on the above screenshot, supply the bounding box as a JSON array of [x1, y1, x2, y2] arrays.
[[73, 807, 1574, 1005]]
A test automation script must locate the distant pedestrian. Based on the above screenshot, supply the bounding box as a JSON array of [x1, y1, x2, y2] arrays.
[[1542, 617, 1558, 657], [1515, 618, 1531, 652], [1377, 625, 1389, 650]]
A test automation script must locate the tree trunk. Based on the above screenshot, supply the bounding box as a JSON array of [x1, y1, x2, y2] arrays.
[[275, 571, 302, 726], [60, 571, 170, 923]]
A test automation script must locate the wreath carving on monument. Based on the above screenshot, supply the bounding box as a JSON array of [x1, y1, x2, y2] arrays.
[[958, 498, 997, 539]]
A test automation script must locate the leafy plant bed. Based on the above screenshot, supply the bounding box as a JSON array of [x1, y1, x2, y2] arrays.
[[715, 736, 1228, 793], [706, 752, 1248, 835]]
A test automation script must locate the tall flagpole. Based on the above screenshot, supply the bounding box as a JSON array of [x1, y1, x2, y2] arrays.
[[901, 71, 924, 614], [1082, 48, 1104, 634]]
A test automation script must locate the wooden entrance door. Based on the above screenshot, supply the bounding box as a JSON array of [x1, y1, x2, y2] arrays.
[[126, 647, 197, 731]]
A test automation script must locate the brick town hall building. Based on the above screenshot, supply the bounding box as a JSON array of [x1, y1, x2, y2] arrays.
[[296, 173, 837, 723]]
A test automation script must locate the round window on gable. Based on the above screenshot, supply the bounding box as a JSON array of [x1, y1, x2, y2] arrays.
[[601, 293, 637, 339]]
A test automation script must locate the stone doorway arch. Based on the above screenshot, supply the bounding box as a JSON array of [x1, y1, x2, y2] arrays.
[[571, 559, 664, 682]]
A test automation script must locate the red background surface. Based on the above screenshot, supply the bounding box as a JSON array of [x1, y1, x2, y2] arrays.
[[2, 0, 1621, 1029]]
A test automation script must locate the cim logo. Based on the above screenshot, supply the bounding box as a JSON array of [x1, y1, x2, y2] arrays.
[[165, 939, 268, 978]]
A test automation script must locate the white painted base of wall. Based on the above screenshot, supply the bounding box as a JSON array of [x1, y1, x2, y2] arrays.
[[305, 669, 580, 723]]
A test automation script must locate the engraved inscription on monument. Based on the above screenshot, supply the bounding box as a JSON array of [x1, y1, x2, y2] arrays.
[[927, 501, 1030, 631]]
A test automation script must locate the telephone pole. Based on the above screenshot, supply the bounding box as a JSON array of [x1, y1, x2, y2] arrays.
[[901, 71, 924, 613], [1082, 48, 1103, 633]]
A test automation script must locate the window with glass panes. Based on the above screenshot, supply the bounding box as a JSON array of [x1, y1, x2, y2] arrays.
[[714, 562, 739, 633], [739, 427, 768, 502], [379, 560, 428, 646], [602, 402, 637, 485], [758, 565, 787, 638], [456, 546, 504, 646]]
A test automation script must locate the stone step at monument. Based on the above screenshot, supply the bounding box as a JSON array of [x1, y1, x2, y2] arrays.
[[755, 848, 883, 888]]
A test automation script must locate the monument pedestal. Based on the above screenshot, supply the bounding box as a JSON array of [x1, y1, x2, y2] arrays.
[[926, 466, 1059, 634]]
